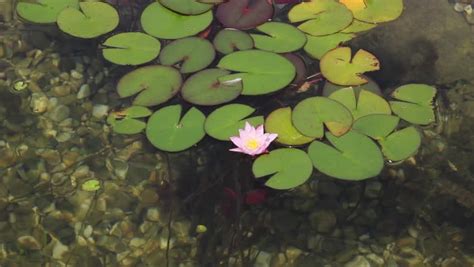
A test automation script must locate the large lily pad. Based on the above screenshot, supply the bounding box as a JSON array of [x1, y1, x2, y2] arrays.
[[340, 0, 403, 23], [308, 131, 384, 180], [16, 0, 79, 24], [322, 76, 381, 97], [204, 104, 263, 141], [389, 84, 437, 125], [141, 2, 213, 39], [158, 0, 213, 15], [213, 29, 254, 54], [216, 0, 273, 30], [146, 105, 206, 152], [159, 37, 215, 73], [378, 126, 421, 162], [352, 114, 399, 140], [253, 148, 313, 190], [304, 33, 355, 60], [217, 50, 296, 95], [181, 69, 243, 106], [328, 88, 391, 120], [102, 32, 161, 66], [57, 2, 118, 39], [320, 47, 380, 86], [107, 106, 152, 134], [250, 22, 307, 53], [288, 0, 353, 36], [117, 65, 182, 107], [292, 97, 353, 138], [265, 107, 315, 146]]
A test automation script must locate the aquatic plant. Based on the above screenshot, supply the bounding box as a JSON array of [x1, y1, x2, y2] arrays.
[[15, 0, 436, 186]]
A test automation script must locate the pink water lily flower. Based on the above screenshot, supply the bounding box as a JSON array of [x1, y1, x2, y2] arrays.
[[229, 122, 278, 156]]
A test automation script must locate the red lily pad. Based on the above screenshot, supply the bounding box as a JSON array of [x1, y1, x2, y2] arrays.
[[282, 53, 307, 85], [216, 0, 274, 30]]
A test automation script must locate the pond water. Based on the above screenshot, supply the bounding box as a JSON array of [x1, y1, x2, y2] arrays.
[[1, 0, 474, 266]]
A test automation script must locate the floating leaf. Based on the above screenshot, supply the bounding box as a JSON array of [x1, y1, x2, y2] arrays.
[[282, 53, 307, 85], [340, 0, 403, 23], [288, 0, 353, 36], [292, 97, 353, 138], [204, 104, 263, 141], [320, 47, 380, 86], [146, 105, 206, 152], [158, 0, 213, 15], [308, 131, 384, 180], [107, 106, 152, 135], [117, 65, 182, 107], [378, 127, 421, 162], [213, 29, 254, 54], [303, 33, 355, 60], [181, 69, 243, 106], [141, 2, 213, 39], [328, 88, 390, 120], [341, 19, 376, 33], [250, 22, 307, 53], [102, 32, 161, 65], [217, 50, 296, 95], [159, 37, 215, 73], [57, 2, 118, 39], [352, 114, 399, 139], [81, 179, 101, 192], [216, 0, 273, 30], [265, 107, 315, 146], [322, 76, 381, 97], [253, 148, 313, 190], [16, 0, 79, 24], [389, 84, 436, 125]]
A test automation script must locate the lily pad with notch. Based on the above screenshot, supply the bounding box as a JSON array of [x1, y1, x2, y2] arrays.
[[16, 0, 79, 24], [250, 22, 307, 53], [320, 47, 380, 86], [102, 32, 161, 65], [308, 130, 384, 180], [265, 107, 315, 146], [158, 0, 213, 15], [216, 0, 273, 30], [159, 37, 215, 73], [141, 2, 213, 39], [204, 104, 263, 141], [117, 65, 182, 107], [217, 50, 296, 95], [213, 28, 254, 54], [107, 106, 152, 134], [378, 126, 421, 162], [352, 114, 399, 140], [340, 0, 403, 24], [146, 105, 206, 152], [341, 19, 376, 33], [304, 32, 355, 60], [389, 84, 437, 125], [181, 68, 243, 106], [322, 75, 381, 97], [253, 148, 313, 190], [292, 96, 353, 138], [57, 2, 119, 38]]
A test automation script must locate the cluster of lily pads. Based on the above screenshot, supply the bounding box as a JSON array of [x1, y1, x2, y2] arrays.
[[16, 0, 437, 189]]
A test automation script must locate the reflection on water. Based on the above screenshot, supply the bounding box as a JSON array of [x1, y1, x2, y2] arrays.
[[1, 0, 474, 266]]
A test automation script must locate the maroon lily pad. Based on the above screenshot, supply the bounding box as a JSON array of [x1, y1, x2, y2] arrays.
[[216, 0, 274, 30], [282, 53, 307, 85]]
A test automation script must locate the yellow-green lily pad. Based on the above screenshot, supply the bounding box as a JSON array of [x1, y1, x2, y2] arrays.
[[340, 0, 403, 24], [328, 88, 391, 120], [158, 0, 213, 15], [322, 76, 381, 97], [107, 106, 152, 135], [304, 32, 355, 60], [102, 32, 161, 66], [389, 84, 437, 125], [352, 114, 399, 140], [265, 107, 315, 146], [16, 0, 79, 24], [250, 22, 307, 53], [379, 126, 421, 162], [213, 28, 254, 54], [341, 19, 376, 33]]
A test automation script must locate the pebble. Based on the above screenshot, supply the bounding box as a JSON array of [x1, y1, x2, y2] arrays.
[[344, 255, 370, 267], [364, 181, 382, 198], [17, 235, 41, 250], [70, 70, 84, 80], [254, 251, 272, 267], [92, 104, 109, 119], [146, 208, 160, 222], [77, 84, 91, 99], [454, 3, 467, 12], [48, 105, 70, 122], [309, 210, 337, 233]]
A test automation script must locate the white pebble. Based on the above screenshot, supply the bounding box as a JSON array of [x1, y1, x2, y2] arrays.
[[92, 104, 109, 119]]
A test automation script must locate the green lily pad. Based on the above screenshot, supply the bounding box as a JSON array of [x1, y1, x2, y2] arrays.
[[340, 0, 403, 23], [159, 37, 215, 73], [288, 0, 353, 36], [217, 50, 296, 95], [292, 97, 353, 138], [303, 33, 355, 60], [250, 22, 307, 53], [213, 28, 254, 54], [389, 84, 437, 125], [308, 131, 384, 180], [102, 32, 161, 66], [253, 148, 313, 190], [320, 47, 380, 86], [341, 19, 376, 33], [352, 114, 399, 139], [107, 106, 152, 135], [146, 105, 206, 152], [158, 0, 213, 15], [265, 107, 315, 146], [204, 104, 264, 141], [378, 126, 421, 162], [117, 65, 182, 107], [322, 76, 381, 97], [16, 0, 79, 24], [57, 2, 119, 39], [328, 88, 391, 120], [141, 2, 213, 39], [81, 179, 101, 192], [181, 69, 243, 106]]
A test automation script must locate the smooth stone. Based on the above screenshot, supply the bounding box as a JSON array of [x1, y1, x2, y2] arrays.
[[17, 235, 41, 250], [344, 255, 370, 267], [364, 181, 382, 198], [146, 208, 160, 222], [92, 104, 109, 119], [51, 85, 71, 97], [48, 105, 70, 122], [70, 70, 83, 80], [254, 251, 272, 267], [309, 210, 337, 233], [77, 84, 91, 99]]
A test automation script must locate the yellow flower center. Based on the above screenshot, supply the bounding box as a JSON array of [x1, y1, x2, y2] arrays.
[[245, 139, 260, 150]]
